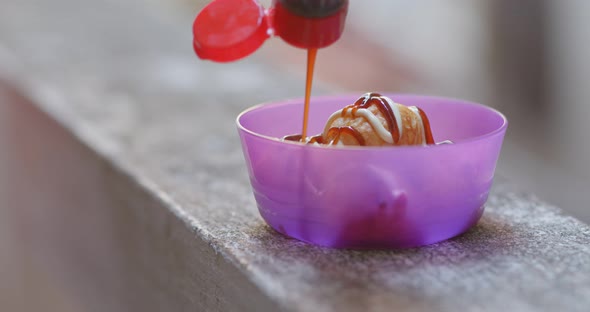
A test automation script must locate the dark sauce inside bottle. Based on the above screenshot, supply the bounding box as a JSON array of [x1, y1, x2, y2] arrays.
[[278, 0, 349, 18]]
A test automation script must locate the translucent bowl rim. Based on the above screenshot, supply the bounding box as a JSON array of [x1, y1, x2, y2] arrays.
[[236, 93, 508, 151]]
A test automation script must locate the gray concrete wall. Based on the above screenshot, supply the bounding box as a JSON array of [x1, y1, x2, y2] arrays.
[[0, 84, 279, 312]]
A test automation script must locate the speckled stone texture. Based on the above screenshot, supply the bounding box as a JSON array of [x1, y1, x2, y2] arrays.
[[1, 1, 590, 312]]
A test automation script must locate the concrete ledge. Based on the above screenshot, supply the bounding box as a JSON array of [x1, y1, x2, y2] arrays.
[[0, 84, 280, 311], [2, 1, 590, 311]]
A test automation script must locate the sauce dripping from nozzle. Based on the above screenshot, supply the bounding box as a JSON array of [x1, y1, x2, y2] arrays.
[[301, 48, 318, 142]]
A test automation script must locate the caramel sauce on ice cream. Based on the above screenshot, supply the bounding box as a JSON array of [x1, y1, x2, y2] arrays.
[[284, 93, 436, 147]]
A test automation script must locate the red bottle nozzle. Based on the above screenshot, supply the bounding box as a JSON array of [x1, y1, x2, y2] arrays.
[[192, 0, 348, 62], [273, 0, 348, 49]]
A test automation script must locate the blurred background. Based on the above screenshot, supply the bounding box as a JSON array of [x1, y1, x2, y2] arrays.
[[1, 0, 589, 311]]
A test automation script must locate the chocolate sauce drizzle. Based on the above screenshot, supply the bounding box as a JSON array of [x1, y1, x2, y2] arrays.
[[284, 93, 435, 146], [282, 127, 364, 145], [346, 92, 400, 143], [417, 106, 435, 145]]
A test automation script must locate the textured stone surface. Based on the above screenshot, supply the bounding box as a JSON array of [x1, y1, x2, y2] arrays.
[[1, 1, 590, 311]]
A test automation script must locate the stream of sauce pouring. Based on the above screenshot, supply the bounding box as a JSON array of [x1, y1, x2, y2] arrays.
[[285, 92, 436, 146], [300, 48, 318, 141]]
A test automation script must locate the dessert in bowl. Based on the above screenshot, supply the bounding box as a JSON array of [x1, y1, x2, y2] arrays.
[[237, 93, 507, 248]]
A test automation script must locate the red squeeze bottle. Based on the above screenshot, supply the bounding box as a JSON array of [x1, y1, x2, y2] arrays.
[[193, 0, 349, 62]]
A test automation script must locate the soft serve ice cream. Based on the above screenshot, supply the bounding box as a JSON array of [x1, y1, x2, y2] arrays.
[[284, 93, 437, 146]]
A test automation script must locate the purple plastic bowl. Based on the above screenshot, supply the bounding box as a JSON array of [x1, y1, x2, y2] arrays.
[[237, 94, 507, 249]]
